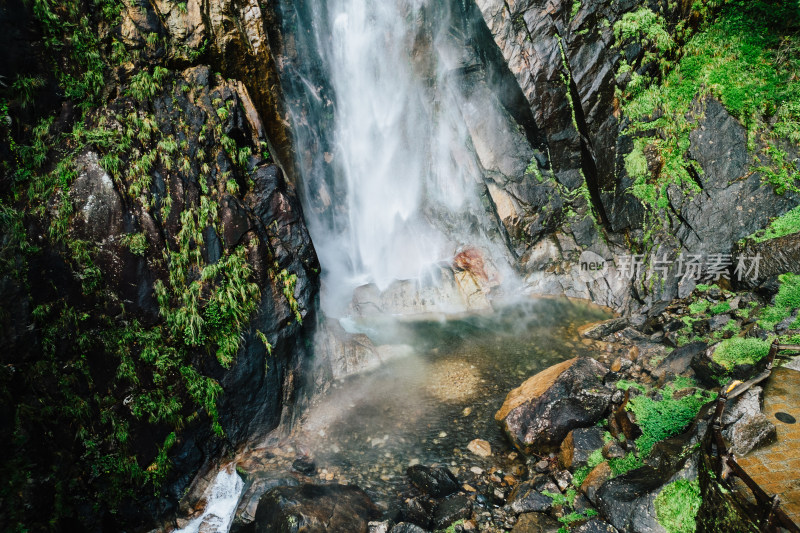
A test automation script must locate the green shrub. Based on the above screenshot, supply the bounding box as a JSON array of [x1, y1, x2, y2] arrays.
[[655, 479, 701, 533]]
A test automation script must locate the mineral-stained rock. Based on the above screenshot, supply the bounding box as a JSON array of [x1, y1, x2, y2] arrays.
[[511, 512, 561, 532], [579, 462, 612, 505], [254, 484, 380, 533], [559, 426, 605, 470], [496, 357, 611, 454]]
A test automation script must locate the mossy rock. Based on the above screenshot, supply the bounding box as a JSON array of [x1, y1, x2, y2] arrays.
[[690, 340, 771, 387]]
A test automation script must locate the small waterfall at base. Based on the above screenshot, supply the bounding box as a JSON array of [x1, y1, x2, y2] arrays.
[[174, 466, 243, 533], [278, 0, 541, 315]]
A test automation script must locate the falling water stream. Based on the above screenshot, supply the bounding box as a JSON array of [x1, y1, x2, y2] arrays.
[[278, 0, 539, 313], [180, 1, 592, 530]]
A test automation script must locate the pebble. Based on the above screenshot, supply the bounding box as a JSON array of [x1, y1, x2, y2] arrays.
[[463, 407, 473, 416], [470, 466, 484, 475], [467, 439, 492, 457]]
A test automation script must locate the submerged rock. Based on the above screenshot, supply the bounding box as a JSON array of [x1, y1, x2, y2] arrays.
[[496, 357, 611, 454], [467, 439, 493, 458], [406, 465, 461, 499], [254, 484, 380, 533]]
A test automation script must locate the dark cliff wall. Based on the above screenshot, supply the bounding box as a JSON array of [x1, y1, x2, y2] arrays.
[[472, 0, 800, 309], [0, 0, 318, 530]]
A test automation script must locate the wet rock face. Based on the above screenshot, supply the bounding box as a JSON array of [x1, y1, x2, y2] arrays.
[[559, 426, 605, 470], [722, 387, 777, 456], [596, 454, 698, 533], [254, 484, 380, 533], [496, 357, 611, 454]]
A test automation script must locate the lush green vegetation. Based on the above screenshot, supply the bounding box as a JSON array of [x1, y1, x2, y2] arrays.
[[628, 379, 716, 455], [655, 479, 702, 533], [758, 272, 800, 330], [543, 488, 599, 533], [0, 0, 290, 528], [616, 0, 800, 241]]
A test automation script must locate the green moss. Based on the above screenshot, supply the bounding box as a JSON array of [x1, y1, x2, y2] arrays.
[[712, 337, 771, 370], [688, 300, 710, 315], [655, 479, 701, 533], [572, 448, 605, 487], [618, 0, 800, 245], [609, 452, 644, 476], [757, 273, 800, 330], [614, 8, 675, 54], [628, 380, 716, 455], [570, 0, 582, 20], [710, 301, 730, 315], [751, 202, 800, 243], [616, 379, 646, 393]]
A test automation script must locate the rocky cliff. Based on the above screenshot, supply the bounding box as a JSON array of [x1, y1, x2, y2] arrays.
[[0, 0, 317, 530], [471, 0, 800, 308]]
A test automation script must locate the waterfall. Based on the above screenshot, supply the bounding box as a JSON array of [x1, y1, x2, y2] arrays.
[[277, 0, 539, 314]]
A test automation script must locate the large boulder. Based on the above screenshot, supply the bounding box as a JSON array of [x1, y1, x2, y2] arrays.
[[254, 484, 380, 533], [496, 357, 611, 454]]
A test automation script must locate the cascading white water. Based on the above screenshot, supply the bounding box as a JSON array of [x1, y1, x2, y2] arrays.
[[174, 466, 243, 533], [280, 0, 534, 313]]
